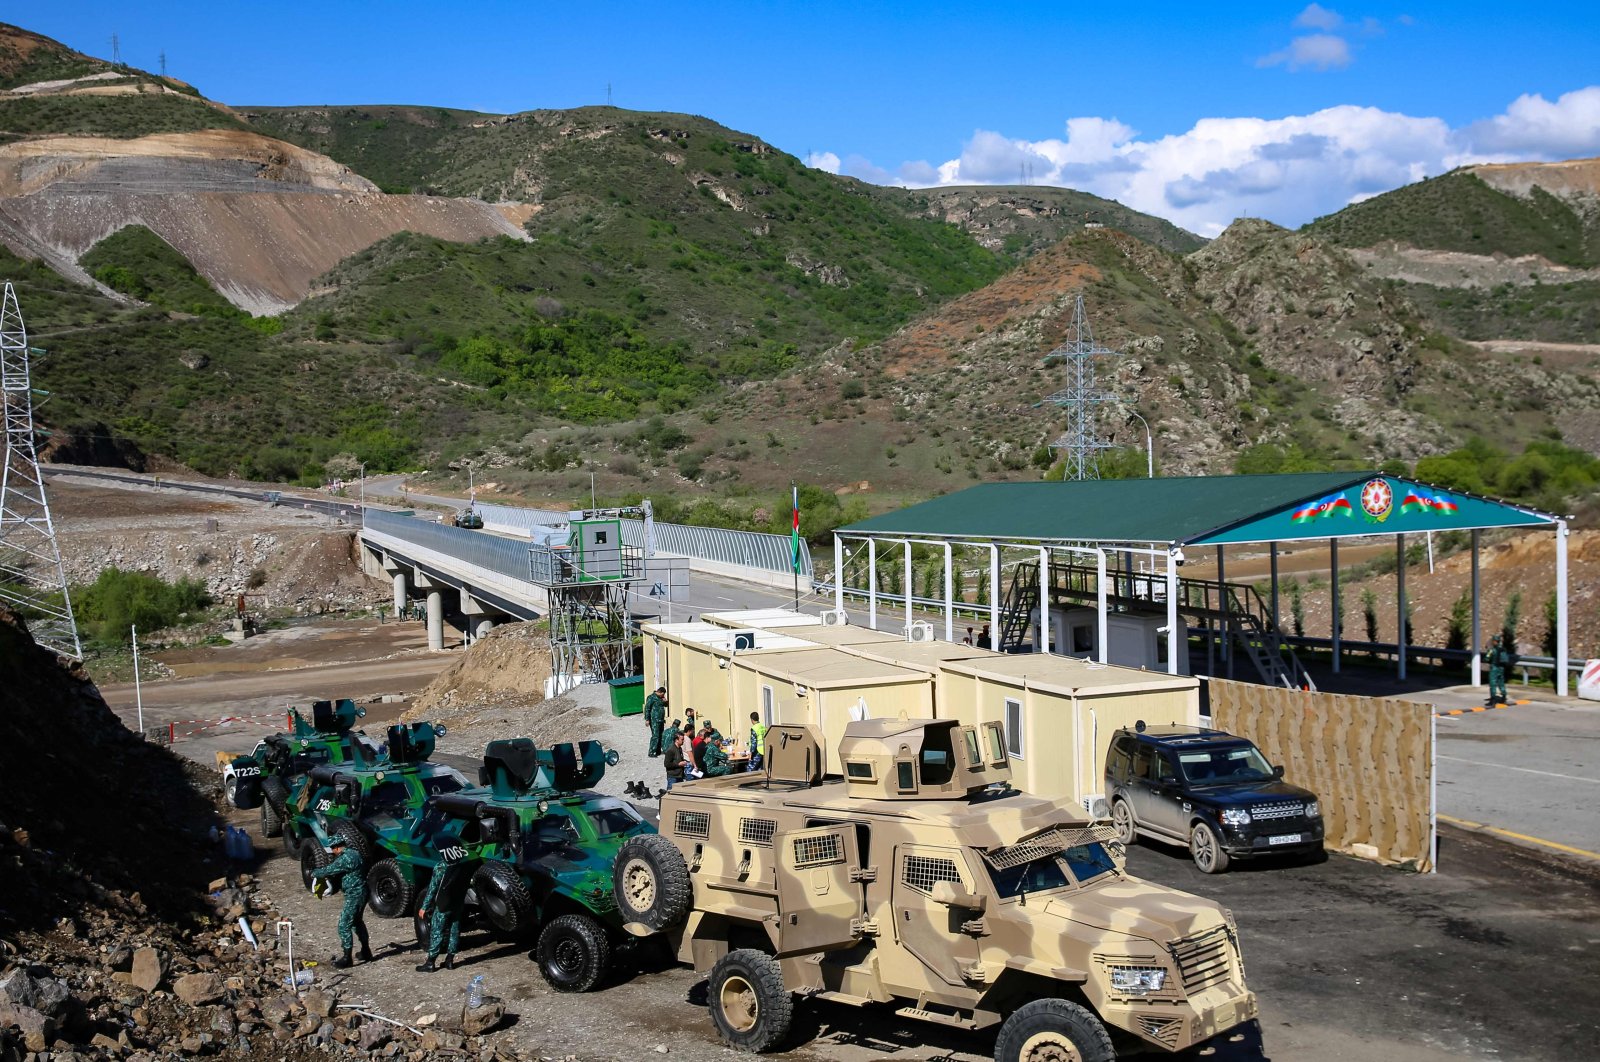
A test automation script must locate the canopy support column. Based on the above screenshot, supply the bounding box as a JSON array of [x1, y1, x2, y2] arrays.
[[1557, 519, 1570, 696], [867, 538, 877, 630], [1330, 539, 1341, 674], [833, 536, 845, 615], [902, 539, 914, 633], [1037, 547, 1051, 655], [1270, 543, 1279, 633], [943, 543, 954, 643], [1396, 534, 1407, 682], [1217, 546, 1231, 678], [1096, 548, 1108, 664], [1470, 530, 1481, 686], [1166, 548, 1180, 676], [989, 545, 1001, 653]]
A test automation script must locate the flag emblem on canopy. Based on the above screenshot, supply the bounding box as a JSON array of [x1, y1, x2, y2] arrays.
[[1400, 488, 1460, 516], [1290, 492, 1353, 523]]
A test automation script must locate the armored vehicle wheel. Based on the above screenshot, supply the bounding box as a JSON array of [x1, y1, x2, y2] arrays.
[[281, 819, 303, 858], [613, 834, 692, 931], [366, 858, 415, 919], [994, 998, 1114, 1062], [331, 819, 375, 863], [472, 862, 534, 935], [300, 842, 333, 893], [259, 799, 284, 839], [536, 914, 610, 993], [1110, 799, 1136, 847], [412, 912, 428, 948], [225, 775, 238, 806], [262, 776, 289, 816], [1190, 821, 1230, 874], [708, 949, 792, 1053]]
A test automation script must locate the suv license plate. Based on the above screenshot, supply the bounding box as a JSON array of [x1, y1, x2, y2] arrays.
[[1268, 833, 1303, 845]]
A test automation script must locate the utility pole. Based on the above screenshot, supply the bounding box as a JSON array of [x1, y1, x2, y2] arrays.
[[111, 33, 121, 67], [0, 282, 81, 658], [159, 51, 167, 77]]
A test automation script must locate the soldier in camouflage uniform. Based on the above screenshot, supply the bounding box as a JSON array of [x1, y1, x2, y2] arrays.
[[701, 728, 732, 777], [415, 847, 477, 972], [309, 837, 372, 967], [644, 687, 668, 757]]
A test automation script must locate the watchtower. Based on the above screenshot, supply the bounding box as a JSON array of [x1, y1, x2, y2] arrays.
[[529, 509, 646, 692]]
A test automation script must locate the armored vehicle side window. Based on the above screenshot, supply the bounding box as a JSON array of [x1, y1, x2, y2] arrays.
[[896, 760, 916, 793], [1064, 843, 1117, 883], [962, 727, 982, 769], [792, 831, 844, 868], [984, 722, 1006, 765], [422, 774, 464, 798], [845, 760, 875, 780], [738, 817, 777, 847], [902, 853, 963, 894], [367, 780, 410, 809], [587, 804, 643, 837], [920, 725, 956, 785], [674, 809, 711, 838]]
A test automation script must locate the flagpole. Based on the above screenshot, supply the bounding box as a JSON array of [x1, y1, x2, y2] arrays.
[[791, 482, 800, 612]]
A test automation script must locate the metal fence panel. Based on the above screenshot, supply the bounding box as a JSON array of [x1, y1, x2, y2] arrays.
[[469, 501, 812, 577]]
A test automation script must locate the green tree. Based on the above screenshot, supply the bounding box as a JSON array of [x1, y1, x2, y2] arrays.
[[1362, 588, 1379, 644], [74, 568, 213, 645], [1446, 590, 1471, 652], [1289, 582, 1305, 638], [975, 569, 990, 607], [1542, 592, 1558, 659], [1501, 591, 1522, 652]]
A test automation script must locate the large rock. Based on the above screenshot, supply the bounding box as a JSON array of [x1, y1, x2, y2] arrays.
[[461, 999, 506, 1037], [0, 1002, 55, 1052], [173, 972, 224, 1006], [130, 947, 165, 992], [301, 988, 335, 1019], [0, 969, 72, 1019]]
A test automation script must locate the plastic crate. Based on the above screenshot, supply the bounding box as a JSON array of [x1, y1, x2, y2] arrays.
[[608, 675, 646, 717]]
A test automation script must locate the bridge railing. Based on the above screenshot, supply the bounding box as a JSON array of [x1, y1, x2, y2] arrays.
[[471, 501, 813, 578], [362, 508, 531, 582]]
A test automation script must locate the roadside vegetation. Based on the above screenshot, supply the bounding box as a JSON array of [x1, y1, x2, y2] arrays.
[[72, 567, 213, 645]]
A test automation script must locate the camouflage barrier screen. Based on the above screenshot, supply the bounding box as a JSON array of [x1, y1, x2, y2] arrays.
[[1210, 679, 1434, 872]]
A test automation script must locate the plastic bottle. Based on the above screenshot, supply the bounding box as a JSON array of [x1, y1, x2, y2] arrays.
[[467, 974, 484, 1009], [282, 969, 314, 988]]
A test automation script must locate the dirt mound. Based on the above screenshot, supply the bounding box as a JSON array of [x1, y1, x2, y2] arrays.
[[404, 621, 551, 727], [0, 129, 532, 313], [1470, 157, 1600, 203]]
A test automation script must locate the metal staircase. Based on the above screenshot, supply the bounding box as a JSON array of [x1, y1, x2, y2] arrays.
[[1216, 582, 1317, 691], [998, 563, 1040, 652]]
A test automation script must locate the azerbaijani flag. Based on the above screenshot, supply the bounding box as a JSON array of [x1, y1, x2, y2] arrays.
[[791, 483, 802, 572], [1402, 488, 1459, 515], [1290, 492, 1353, 523]]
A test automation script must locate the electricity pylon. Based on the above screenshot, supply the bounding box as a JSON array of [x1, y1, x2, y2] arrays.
[[0, 281, 81, 658], [1043, 294, 1121, 480]]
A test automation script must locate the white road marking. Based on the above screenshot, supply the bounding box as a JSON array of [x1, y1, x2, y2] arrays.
[[1438, 755, 1600, 785]]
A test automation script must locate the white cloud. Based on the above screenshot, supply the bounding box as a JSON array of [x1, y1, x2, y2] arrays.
[[836, 88, 1600, 237], [1258, 33, 1353, 71], [806, 151, 840, 173], [1294, 3, 1343, 30]]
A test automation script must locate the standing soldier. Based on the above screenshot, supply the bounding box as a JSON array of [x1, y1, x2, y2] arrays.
[[1487, 633, 1511, 707], [415, 846, 477, 972], [308, 836, 372, 968], [644, 686, 668, 757]]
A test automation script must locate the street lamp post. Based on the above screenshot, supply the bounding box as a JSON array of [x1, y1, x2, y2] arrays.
[[1124, 409, 1154, 478], [358, 462, 366, 509]]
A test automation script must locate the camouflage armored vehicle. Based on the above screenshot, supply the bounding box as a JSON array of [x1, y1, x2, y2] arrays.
[[288, 722, 468, 884], [364, 737, 654, 991], [612, 718, 1258, 1060], [228, 698, 380, 847]]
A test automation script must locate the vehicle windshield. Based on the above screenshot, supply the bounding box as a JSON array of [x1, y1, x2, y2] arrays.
[[1176, 744, 1275, 785], [586, 803, 643, 837], [985, 842, 1117, 898]]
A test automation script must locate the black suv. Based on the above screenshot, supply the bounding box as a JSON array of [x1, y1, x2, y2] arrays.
[[1105, 722, 1324, 873]]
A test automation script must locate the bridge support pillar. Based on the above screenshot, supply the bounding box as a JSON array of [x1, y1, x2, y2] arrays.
[[471, 615, 495, 642], [392, 571, 407, 615], [426, 590, 444, 651]]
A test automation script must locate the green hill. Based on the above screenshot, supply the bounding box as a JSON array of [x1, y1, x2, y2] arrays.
[[1306, 168, 1600, 268]]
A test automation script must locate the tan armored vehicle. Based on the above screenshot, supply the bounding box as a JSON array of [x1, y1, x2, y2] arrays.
[[611, 717, 1258, 1060]]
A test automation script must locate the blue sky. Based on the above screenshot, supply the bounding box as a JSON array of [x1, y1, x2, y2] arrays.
[[29, 2, 1600, 235]]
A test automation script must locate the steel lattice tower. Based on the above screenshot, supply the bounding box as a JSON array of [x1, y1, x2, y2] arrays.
[[1043, 294, 1121, 480], [0, 281, 80, 658]]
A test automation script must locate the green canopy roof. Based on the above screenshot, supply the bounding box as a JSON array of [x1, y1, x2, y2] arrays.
[[839, 472, 1556, 547]]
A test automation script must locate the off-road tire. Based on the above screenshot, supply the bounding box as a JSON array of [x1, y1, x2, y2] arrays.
[[262, 776, 289, 817], [1110, 798, 1137, 846], [535, 914, 610, 993], [707, 949, 792, 1053], [366, 858, 416, 919], [281, 819, 304, 858], [259, 799, 284, 839], [471, 862, 534, 935], [1190, 821, 1230, 874], [613, 833, 692, 931], [331, 819, 375, 863], [300, 842, 333, 893], [993, 998, 1115, 1062], [225, 775, 239, 807]]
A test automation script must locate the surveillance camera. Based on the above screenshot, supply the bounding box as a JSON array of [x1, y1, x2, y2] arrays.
[[1172, 548, 1186, 566]]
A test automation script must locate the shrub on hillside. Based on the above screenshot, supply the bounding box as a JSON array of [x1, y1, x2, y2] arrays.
[[74, 568, 213, 645]]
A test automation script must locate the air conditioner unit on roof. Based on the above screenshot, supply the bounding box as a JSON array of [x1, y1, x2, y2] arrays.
[[906, 621, 934, 643], [820, 609, 849, 626]]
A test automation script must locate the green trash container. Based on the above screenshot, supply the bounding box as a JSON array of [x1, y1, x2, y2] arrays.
[[608, 675, 646, 717]]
